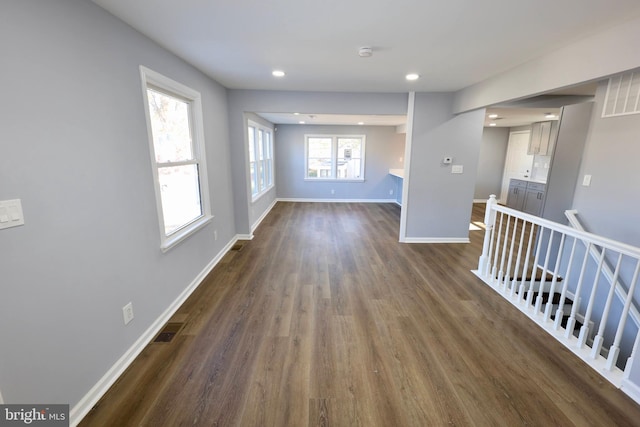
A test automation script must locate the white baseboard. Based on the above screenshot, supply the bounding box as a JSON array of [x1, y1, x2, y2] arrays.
[[622, 379, 640, 406], [252, 198, 278, 233], [0, 388, 4, 404], [236, 234, 254, 240], [394, 200, 402, 207], [69, 236, 239, 427], [401, 237, 470, 244], [277, 198, 396, 203]]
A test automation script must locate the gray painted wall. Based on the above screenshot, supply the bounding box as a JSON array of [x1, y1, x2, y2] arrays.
[[227, 90, 408, 235], [474, 127, 509, 200], [0, 0, 235, 407], [275, 124, 401, 200], [405, 93, 485, 238]]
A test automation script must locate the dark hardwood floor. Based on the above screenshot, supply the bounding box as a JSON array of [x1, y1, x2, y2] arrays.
[[80, 202, 640, 426]]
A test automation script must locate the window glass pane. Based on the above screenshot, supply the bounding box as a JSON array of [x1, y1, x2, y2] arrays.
[[307, 137, 333, 178], [158, 164, 202, 235], [265, 132, 272, 159], [258, 130, 264, 160], [337, 138, 362, 179], [147, 88, 193, 163], [248, 126, 256, 162], [250, 162, 257, 195]]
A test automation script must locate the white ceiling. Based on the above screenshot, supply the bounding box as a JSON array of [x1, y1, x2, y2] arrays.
[[91, 0, 640, 93], [484, 108, 562, 128]]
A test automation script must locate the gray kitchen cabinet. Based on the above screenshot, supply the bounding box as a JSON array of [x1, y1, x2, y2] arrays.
[[523, 182, 546, 216], [506, 179, 528, 210], [528, 121, 552, 155]]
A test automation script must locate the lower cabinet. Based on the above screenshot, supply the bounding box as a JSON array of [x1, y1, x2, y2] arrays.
[[507, 179, 546, 216]]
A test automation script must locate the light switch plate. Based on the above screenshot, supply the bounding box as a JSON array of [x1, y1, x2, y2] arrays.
[[0, 199, 24, 230], [451, 165, 464, 174], [582, 174, 592, 186]]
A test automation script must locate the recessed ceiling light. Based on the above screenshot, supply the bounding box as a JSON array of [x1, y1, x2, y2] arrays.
[[406, 73, 420, 81], [488, 114, 498, 119], [272, 70, 285, 77], [298, 121, 305, 124], [545, 113, 556, 119], [358, 122, 365, 125], [489, 123, 497, 127], [293, 112, 300, 115]]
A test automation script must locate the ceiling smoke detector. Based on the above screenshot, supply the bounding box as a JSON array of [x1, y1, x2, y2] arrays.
[[358, 47, 373, 57]]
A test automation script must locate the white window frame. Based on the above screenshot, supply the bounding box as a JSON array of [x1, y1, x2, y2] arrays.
[[140, 66, 212, 252], [304, 134, 366, 181], [247, 120, 275, 201]]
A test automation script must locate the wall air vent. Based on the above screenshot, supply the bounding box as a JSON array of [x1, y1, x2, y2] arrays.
[[602, 71, 640, 117]]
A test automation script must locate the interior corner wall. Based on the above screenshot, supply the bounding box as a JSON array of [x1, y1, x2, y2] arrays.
[[226, 90, 408, 234], [405, 93, 485, 239], [0, 0, 234, 409], [474, 127, 509, 200]]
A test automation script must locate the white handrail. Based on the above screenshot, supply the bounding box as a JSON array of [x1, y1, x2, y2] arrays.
[[473, 195, 640, 397], [565, 209, 640, 329]]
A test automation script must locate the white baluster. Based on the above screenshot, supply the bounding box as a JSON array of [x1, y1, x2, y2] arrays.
[[491, 212, 505, 286], [578, 248, 607, 348], [536, 230, 555, 315], [519, 222, 536, 305], [510, 219, 528, 299], [555, 238, 578, 331], [498, 215, 512, 291], [565, 243, 592, 340], [607, 261, 640, 370], [591, 253, 624, 359], [504, 217, 519, 296], [545, 233, 566, 322], [526, 227, 544, 309]]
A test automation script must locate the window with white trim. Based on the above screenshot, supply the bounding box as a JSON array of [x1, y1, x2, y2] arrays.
[[305, 135, 365, 180], [247, 121, 274, 200], [140, 66, 212, 251]]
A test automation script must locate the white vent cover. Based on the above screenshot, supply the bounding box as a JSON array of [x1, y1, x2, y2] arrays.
[[602, 71, 640, 117]]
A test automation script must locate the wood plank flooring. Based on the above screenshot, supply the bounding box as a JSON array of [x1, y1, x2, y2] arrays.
[[80, 202, 640, 426]]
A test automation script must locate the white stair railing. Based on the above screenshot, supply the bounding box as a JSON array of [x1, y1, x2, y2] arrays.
[[473, 195, 640, 398]]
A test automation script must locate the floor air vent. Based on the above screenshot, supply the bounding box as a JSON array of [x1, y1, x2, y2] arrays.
[[231, 243, 244, 251], [153, 322, 184, 343]]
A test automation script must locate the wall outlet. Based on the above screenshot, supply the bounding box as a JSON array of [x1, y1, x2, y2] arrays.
[[214, 229, 218, 241], [389, 189, 394, 195], [122, 302, 134, 325]]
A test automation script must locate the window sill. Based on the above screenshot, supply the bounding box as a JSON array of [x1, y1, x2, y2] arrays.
[[251, 185, 275, 203], [160, 215, 213, 253]]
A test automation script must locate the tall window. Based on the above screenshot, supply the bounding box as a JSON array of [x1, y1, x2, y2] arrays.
[[247, 120, 274, 200], [305, 135, 365, 180], [140, 66, 212, 251]]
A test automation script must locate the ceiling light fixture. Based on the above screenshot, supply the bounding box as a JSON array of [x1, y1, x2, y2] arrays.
[[489, 123, 497, 127], [298, 121, 305, 124], [406, 73, 420, 81], [293, 112, 300, 116], [545, 113, 556, 119], [272, 70, 285, 77], [488, 114, 498, 119], [358, 122, 365, 125], [358, 47, 373, 57]]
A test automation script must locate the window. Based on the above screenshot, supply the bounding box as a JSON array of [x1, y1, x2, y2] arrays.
[[305, 135, 365, 180], [247, 121, 274, 200], [140, 66, 212, 251]]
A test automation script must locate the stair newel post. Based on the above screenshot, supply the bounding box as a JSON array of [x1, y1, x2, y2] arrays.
[[565, 244, 593, 340], [578, 248, 607, 348], [607, 260, 640, 371], [478, 195, 497, 278], [555, 238, 578, 331], [591, 253, 624, 360], [545, 233, 566, 322]]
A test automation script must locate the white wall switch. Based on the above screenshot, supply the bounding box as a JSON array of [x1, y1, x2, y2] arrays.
[[0, 199, 25, 230], [582, 174, 592, 186], [451, 165, 464, 174]]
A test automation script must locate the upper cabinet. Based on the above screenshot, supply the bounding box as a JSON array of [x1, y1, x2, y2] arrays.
[[528, 121, 553, 155]]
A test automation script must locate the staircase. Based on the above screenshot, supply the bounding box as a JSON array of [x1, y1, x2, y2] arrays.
[[473, 195, 640, 404]]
